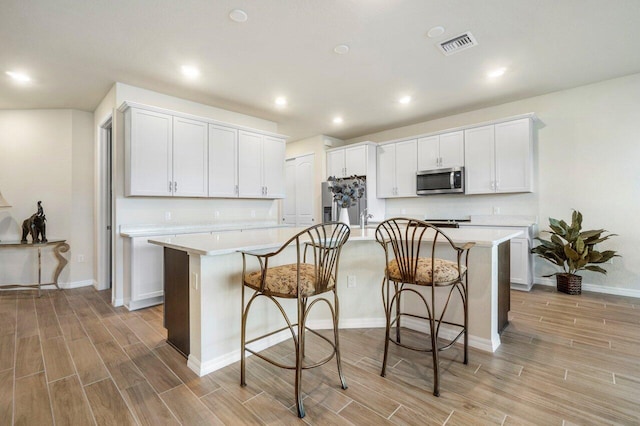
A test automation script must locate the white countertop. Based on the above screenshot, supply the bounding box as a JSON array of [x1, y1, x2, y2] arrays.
[[148, 226, 523, 256], [120, 222, 290, 237]]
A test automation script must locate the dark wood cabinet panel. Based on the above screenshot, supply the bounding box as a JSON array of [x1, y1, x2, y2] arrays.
[[498, 241, 511, 333], [164, 248, 189, 357]]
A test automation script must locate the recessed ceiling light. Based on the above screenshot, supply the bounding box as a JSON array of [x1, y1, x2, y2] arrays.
[[333, 44, 350, 55], [6, 71, 31, 83], [427, 26, 445, 38], [181, 65, 200, 79], [399, 96, 412, 104], [229, 9, 248, 23], [275, 97, 287, 106], [487, 67, 507, 78], [333, 117, 344, 124]]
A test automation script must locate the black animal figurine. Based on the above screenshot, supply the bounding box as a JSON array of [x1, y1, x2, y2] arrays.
[[21, 201, 47, 243]]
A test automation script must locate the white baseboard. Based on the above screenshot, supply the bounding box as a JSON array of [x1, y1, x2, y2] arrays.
[[60, 279, 96, 289], [126, 296, 164, 311], [113, 298, 124, 307], [401, 317, 499, 353], [190, 329, 292, 377], [535, 277, 640, 298]]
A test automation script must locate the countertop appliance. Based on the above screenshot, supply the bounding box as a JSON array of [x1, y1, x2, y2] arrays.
[[322, 178, 367, 225], [416, 167, 464, 195]]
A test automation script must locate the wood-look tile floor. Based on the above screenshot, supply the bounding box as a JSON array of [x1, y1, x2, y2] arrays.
[[1, 285, 639, 425]]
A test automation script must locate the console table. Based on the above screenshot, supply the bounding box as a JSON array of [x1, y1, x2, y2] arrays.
[[0, 239, 70, 296]]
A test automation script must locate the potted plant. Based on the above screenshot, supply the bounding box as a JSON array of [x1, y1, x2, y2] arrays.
[[531, 210, 618, 294], [327, 175, 365, 226]]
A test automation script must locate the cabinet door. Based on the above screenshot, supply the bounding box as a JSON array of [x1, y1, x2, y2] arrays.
[[394, 139, 417, 197], [238, 131, 264, 197], [128, 109, 173, 196], [417, 135, 440, 170], [208, 124, 238, 197], [376, 144, 396, 198], [262, 136, 285, 198], [345, 145, 367, 176], [172, 117, 208, 197], [464, 125, 495, 194], [439, 131, 464, 169], [510, 237, 530, 285], [495, 118, 532, 193], [131, 236, 166, 303], [326, 149, 345, 178]]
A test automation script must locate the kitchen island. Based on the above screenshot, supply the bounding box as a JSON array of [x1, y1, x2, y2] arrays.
[[149, 226, 522, 376]]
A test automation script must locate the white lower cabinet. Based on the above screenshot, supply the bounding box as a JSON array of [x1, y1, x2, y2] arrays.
[[462, 224, 534, 291], [125, 235, 171, 310]]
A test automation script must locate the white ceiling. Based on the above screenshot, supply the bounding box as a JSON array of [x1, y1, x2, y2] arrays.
[[2, 0, 640, 141]]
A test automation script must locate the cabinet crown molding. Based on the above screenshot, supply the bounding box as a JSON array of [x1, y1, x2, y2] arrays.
[[117, 101, 289, 140]]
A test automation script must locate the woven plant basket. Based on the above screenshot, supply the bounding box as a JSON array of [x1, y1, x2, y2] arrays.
[[556, 273, 582, 295]]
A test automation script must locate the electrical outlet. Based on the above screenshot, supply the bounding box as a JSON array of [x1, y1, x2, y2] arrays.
[[493, 206, 500, 215], [251, 210, 256, 218], [214, 211, 220, 218], [347, 275, 356, 288], [401, 209, 407, 215], [77, 254, 85, 263], [165, 211, 172, 221]]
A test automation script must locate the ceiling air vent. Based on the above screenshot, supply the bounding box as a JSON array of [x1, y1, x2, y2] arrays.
[[438, 32, 478, 56]]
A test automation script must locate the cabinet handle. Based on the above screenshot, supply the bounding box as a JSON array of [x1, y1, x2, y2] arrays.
[[169, 181, 172, 192], [265, 186, 268, 196], [174, 181, 177, 192], [235, 184, 238, 195]]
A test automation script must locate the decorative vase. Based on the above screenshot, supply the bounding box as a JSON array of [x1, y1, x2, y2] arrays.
[[556, 273, 582, 295], [338, 208, 350, 227]]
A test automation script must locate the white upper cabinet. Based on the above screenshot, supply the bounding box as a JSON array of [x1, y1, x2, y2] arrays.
[[377, 139, 417, 198], [126, 108, 173, 196], [464, 118, 533, 194], [172, 117, 208, 197], [238, 131, 285, 198], [326, 144, 368, 178], [417, 131, 464, 170], [125, 108, 207, 197], [123, 103, 287, 199], [208, 124, 238, 197]]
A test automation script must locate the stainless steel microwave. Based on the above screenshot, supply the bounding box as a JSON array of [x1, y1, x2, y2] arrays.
[[416, 167, 464, 195]]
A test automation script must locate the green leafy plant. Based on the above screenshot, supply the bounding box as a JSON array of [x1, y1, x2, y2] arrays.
[[327, 175, 365, 208], [531, 210, 618, 276]]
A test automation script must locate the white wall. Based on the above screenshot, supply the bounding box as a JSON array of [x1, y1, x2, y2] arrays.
[[0, 109, 95, 287], [346, 72, 640, 295], [98, 83, 284, 305]]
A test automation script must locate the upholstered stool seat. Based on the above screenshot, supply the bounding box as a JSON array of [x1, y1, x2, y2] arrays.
[[386, 257, 466, 285], [244, 263, 335, 297]]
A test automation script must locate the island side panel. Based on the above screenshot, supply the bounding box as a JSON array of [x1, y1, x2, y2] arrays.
[[498, 241, 511, 333], [164, 247, 190, 357]]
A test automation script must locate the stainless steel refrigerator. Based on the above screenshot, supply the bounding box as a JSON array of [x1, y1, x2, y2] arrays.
[[321, 178, 367, 225]]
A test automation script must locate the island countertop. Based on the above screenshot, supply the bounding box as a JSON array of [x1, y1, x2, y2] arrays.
[[148, 226, 523, 256]]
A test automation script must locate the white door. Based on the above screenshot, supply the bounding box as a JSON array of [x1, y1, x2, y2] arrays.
[[439, 131, 464, 168], [345, 145, 367, 176], [172, 117, 208, 197], [326, 149, 345, 178], [283, 159, 297, 224], [394, 139, 417, 197], [295, 154, 315, 225], [464, 125, 495, 194], [238, 131, 264, 197], [128, 108, 173, 196], [208, 124, 238, 197], [262, 136, 286, 198], [417, 135, 440, 170], [495, 118, 532, 193]]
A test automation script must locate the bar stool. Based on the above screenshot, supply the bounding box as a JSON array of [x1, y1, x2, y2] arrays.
[[239, 223, 350, 418], [375, 218, 474, 396]]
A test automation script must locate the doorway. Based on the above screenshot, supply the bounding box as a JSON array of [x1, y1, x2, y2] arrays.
[[283, 153, 315, 226], [98, 117, 114, 294]]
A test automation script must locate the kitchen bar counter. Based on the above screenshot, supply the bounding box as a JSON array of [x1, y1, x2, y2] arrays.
[[149, 226, 522, 376]]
